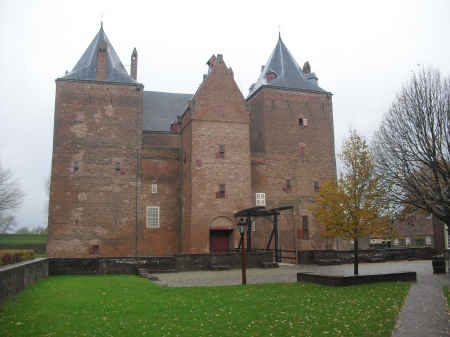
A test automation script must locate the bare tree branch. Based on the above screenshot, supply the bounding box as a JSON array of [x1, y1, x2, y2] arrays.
[[0, 158, 25, 213], [372, 66, 450, 226]]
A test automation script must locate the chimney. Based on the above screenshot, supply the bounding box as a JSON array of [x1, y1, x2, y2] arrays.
[[303, 61, 311, 74], [96, 41, 108, 81], [131, 48, 138, 80]]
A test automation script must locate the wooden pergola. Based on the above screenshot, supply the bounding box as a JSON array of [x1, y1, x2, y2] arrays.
[[234, 206, 293, 262]]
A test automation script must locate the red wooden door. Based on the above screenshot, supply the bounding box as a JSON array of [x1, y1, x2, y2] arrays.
[[210, 230, 230, 253]]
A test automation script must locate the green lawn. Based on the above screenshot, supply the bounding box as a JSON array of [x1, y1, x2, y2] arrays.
[[0, 275, 411, 337], [443, 286, 450, 311], [0, 234, 47, 256], [0, 234, 47, 245]]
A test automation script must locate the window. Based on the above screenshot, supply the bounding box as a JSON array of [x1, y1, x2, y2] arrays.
[[299, 118, 308, 126], [73, 161, 80, 174], [146, 206, 160, 228], [217, 105, 224, 113], [196, 159, 202, 167], [298, 216, 309, 239], [76, 111, 84, 122], [216, 145, 225, 159], [426, 237, 431, 245], [300, 146, 306, 157], [256, 193, 265, 206], [89, 245, 99, 254], [405, 237, 410, 246], [115, 162, 121, 174], [283, 179, 291, 191], [314, 181, 319, 192], [152, 184, 157, 194], [251, 222, 256, 231], [395, 239, 399, 245], [216, 184, 226, 198]]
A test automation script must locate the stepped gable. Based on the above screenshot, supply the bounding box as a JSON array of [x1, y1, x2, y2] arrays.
[[143, 91, 192, 131], [61, 24, 137, 84], [248, 34, 326, 98]]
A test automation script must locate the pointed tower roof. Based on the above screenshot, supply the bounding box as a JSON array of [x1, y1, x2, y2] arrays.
[[247, 36, 326, 98], [61, 25, 136, 83]]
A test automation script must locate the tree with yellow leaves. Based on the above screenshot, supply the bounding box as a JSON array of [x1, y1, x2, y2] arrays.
[[310, 129, 392, 275]]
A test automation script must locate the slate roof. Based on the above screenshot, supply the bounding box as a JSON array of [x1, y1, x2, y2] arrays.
[[61, 25, 136, 83], [247, 35, 327, 98], [143, 91, 192, 131]]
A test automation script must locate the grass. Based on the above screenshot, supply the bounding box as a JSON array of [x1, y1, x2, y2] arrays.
[[0, 275, 410, 337], [0, 234, 47, 245], [0, 234, 47, 256], [443, 286, 450, 311]]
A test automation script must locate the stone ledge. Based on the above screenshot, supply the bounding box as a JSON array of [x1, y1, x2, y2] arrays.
[[315, 259, 341, 266], [366, 257, 386, 263], [260, 262, 279, 269], [297, 271, 416, 287], [209, 265, 230, 271]]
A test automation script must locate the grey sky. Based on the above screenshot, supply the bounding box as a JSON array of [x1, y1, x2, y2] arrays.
[[1, 0, 450, 230]]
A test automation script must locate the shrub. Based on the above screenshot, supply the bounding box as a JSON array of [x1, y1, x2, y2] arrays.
[[0, 249, 34, 266]]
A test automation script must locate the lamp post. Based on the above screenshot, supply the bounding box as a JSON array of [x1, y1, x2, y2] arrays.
[[237, 218, 248, 285]]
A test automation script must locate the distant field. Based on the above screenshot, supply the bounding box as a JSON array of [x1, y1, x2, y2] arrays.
[[0, 234, 47, 255]]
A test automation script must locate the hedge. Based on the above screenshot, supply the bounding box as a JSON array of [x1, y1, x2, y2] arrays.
[[0, 250, 34, 266]]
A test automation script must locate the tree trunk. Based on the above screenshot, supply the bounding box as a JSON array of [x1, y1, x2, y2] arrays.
[[353, 239, 359, 275]]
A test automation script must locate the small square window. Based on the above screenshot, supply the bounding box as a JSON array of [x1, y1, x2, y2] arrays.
[[152, 184, 157, 194], [426, 237, 431, 245], [395, 239, 399, 246], [314, 181, 319, 192], [76, 111, 84, 122], [74, 161, 80, 174], [283, 179, 291, 191], [300, 146, 306, 157], [89, 245, 100, 254], [216, 145, 225, 159], [147, 206, 160, 228], [196, 159, 202, 167], [216, 184, 226, 198], [217, 105, 224, 113], [115, 162, 121, 175], [256, 193, 265, 206], [299, 118, 308, 126]]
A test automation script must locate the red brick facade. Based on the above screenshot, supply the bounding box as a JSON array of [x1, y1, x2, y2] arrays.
[[47, 28, 337, 258]]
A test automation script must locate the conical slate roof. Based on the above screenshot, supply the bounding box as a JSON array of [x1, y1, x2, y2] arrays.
[[247, 35, 326, 98], [61, 25, 136, 83]]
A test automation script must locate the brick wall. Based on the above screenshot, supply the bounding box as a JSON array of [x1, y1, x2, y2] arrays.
[[48, 80, 144, 257], [140, 132, 181, 255], [181, 55, 252, 254], [248, 88, 336, 253]]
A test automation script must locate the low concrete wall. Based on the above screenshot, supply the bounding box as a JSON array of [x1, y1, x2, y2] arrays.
[[49, 252, 273, 275], [297, 271, 417, 287], [0, 258, 49, 304], [298, 248, 432, 264]]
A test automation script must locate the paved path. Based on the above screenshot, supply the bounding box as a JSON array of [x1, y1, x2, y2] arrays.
[[154, 260, 450, 336]]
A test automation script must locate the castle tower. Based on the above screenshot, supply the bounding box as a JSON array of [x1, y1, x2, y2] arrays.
[[47, 26, 144, 257], [247, 35, 337, 253], [180, 54, 252, 253]]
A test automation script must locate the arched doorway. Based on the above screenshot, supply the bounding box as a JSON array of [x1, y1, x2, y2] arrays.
[[209, 217, 234, 253]]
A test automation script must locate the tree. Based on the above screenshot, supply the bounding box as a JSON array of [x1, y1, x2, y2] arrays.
[[372, 66, 450, 227], [15, 227, 30, 234], [0, 158, 25, 214], [310, 129, 392, 275], [0, 213, 18, 234]]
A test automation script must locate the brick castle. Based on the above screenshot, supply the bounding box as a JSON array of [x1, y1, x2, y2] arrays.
[[47, 25, 337, 257]]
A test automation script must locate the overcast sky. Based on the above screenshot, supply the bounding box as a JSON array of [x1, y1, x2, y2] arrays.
[[1, 0, 450, 230]]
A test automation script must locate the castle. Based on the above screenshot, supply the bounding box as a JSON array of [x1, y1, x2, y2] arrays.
[[47, 25, 337, 258]]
